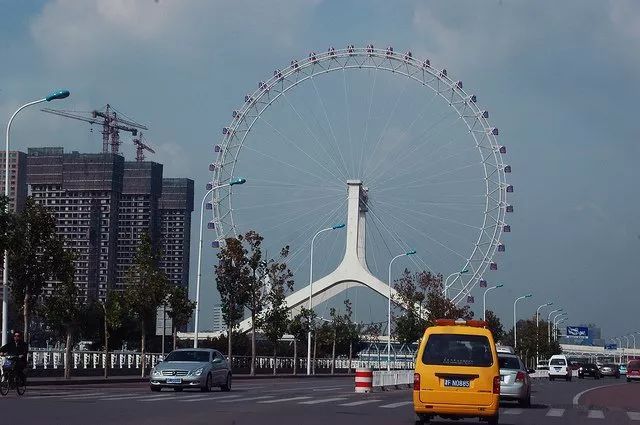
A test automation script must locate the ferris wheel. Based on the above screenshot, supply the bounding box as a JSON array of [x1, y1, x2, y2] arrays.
[[208, 44, 512, 309]]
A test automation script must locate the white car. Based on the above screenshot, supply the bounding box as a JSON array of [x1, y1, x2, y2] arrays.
[[548, 354, 572, 381]]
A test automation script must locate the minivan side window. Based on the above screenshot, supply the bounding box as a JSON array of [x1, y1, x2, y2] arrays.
[[550, 358, 566, 366], [422, 334, 493, 367]]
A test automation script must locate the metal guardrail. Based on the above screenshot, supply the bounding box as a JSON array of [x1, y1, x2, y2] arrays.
[[372, 370, 413, 387]]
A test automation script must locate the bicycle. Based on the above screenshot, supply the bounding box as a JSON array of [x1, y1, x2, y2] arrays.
[[0, 355, 27, 396]]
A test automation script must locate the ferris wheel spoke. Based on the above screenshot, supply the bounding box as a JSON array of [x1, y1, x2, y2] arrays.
[[280, 92, 350, 182], [234, 193, 339, 211], [310, 76, 350, 179], [378, 177, 485, 193], [374, 198, 482, 231], [357, 68, 378, 179], [342, 69, 355, 178], [241, 144, 340, 188], [257, 115, 347, 185]]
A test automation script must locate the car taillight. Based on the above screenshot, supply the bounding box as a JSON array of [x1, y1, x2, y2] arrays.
[[516, 371, 526, 382], [414, 373, 421, 390], [493, 376, 500, 394]]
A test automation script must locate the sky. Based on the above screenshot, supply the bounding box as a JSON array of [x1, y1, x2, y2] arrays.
[[1, 0, 639, 343]]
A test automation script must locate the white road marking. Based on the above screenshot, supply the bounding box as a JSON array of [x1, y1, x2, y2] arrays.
[[587, 410, 605, 419], [379, 401, 413, 409], [312, 387, 344, 392], [628, 412, 640, 421], [139, 395, 181, 402], [572, 383, 627, 405], [299, 397, 348, 405], [339, 399, 382, 406], [100, 393, 173, 401], [97, 393, 143, 400], [546, 408, 565, 417], [178, 394, 241, 403], [503, 408, 523, 415], [219, 395, 275, 403], [258, 396, 312, 404], [29, 392, 104, 400]]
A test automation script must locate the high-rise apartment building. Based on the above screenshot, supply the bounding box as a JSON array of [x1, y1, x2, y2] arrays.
[[0, 151, 28, 212], [159, 178, 194, 289]]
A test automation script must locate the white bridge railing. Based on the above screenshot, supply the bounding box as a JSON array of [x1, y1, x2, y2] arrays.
[[29, 351, 165, 370], [372, 370, 414, 387]]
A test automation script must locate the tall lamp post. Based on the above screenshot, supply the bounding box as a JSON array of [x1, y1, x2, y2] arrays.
[[623, 335, 631, 364], [443, 269, 469, 298], [193, 177, 246, 348], [535, 302, 553, 365], [387, 250, 416, 371], [2, 89, 70, 345], [307, 223, 345, 375], [482, 284, 504, 321], [513, 293, 532, 350], [615, 337, 624, 363], [554, 317, 567, 341], [551, 312, 567, 342], [547, 308, 563, 345]]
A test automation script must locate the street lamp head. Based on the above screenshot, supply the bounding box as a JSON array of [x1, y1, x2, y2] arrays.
[[496, 284, 504, 288], [525, 294, 532, 298], [406, 250, 417, 255], [332, 223, 346, 230], [229, 177, 246, 186], [546, 302, 553, 306], [460, 269, 469, 274], [45, 90, 70, 101]]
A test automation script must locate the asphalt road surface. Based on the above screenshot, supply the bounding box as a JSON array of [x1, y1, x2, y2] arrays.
[[1, 376, 639, 424]]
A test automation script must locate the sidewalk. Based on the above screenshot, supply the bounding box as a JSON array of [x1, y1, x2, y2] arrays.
[[29, 373, 356, 386]]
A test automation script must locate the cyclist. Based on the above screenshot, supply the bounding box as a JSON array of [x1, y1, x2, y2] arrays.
[[0, 331, 28, 384]]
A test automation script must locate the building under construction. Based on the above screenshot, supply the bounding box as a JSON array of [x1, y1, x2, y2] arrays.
[[26, 147, 194, 301]]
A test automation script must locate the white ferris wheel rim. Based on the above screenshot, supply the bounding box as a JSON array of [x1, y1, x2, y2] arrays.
[[210, 45, 510, 305]]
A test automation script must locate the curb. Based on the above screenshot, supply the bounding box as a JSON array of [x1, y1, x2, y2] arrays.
[[29, 373, 357, 386]]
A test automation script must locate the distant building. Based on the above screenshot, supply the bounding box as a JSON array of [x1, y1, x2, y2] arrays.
[[211, 305, 224, 332], [0, 151, 28, 212]]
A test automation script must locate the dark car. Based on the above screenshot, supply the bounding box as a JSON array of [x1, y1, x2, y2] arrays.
[[600, 364, 620, 379], [578, 363, 601, 379]]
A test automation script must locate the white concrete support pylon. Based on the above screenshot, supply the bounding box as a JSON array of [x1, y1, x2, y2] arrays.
[[236, 180, 421, 333]]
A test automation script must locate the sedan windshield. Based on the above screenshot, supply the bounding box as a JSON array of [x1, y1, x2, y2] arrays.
[[164, 351, 210, 362], [498, 356, 521, 370]]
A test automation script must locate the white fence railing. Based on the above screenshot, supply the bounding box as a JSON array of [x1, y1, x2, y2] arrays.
[[372, 370, 413, 387], [29, 351, 165, 370]]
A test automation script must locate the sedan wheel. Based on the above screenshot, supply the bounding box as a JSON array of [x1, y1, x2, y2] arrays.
[[221, 373, 232, 392], [201, 374, 212, 393]]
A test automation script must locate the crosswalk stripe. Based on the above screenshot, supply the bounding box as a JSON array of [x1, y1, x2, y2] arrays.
[[29, 392, 104, 400], [299, 397, 348, 405], [219, 395, 274, 403], [379, 401, 413, 409], [97, 393, 142, 400], [178, 394, 241, 403], [139, 395, 181, 402], [339, 399, 382, 406], [628, 412, 640, 421], [103, 394, 173, 401], [546, 408, 565, 417], [258, 396, 312, 404], [503, 408, 523, 415], [587, 410, 605, 419], [312, 387, 344, 392]]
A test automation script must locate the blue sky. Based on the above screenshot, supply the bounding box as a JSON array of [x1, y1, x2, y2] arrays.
[[1, 0, 640, 342]]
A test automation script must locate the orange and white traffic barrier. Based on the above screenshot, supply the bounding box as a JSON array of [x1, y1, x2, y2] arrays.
[[355, 367, 373, 393]]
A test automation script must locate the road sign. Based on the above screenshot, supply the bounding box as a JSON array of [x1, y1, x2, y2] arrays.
[[156, 305, 173, 336], [566, 326, 589, 338], [605, 344, 617, 350]]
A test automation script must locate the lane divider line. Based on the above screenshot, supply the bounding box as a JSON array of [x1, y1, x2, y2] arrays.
[[339, 399, 382, 406], [379, 401, 413, 409], [572, 383, 628, 406], [299, 397, 348, 405], [258, 396, 312, 404]]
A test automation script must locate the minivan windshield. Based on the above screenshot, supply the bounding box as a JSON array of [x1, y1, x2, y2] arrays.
[[422, 334, 493, 367], [550, 358, 566, 366], [164, 351, 210, 362]]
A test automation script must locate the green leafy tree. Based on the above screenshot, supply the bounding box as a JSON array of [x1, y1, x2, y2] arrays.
[[215, 236, 250, 367], [259, 259, 294, 375], [166, 285, 196, 350], [8, 198, 67, 341], [485, 310, 505, 342], [289, 307, 315, 375], [123, 233, 169, 377], [100, 290, 127, 378], [336, 299, 361, 373], [41, 251, 81, 379]]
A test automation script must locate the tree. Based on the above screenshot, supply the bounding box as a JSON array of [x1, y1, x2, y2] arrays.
[[259, 259, 294, 374], [8, 198, 67, 341], [123, 233, 169, 377], [215, 236, 250, 368], [40, 251, 82, 379], [166, 286, 196, 351], [485, 310, 505, 342], [289, 307, 315, 375], [337, 299, 361, 373], [100, 290, 127, 378]]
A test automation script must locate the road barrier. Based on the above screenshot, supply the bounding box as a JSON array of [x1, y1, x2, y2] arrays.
[[355, 368, 373, 393], [372, 370, 413, 389]]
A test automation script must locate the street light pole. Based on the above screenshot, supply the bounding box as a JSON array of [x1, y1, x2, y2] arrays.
[[623, 335, 631, 363], [2, 89, 70, 346], [193, 177, 246, 348], [536, 302, 553, 365], [551, 313, 566, 342], [443, 269, 469, 299], [554, 317, 567, 341], [482, 284, 504, 321], [513, 294, 532, 350], [547, 308, 563, 346], [387, 250, 416, 371], [307, 223, 345, 375]]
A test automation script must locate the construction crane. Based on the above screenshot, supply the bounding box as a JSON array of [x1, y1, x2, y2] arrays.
[[42, 104, 148, 154], [132, 132, 156, 162]]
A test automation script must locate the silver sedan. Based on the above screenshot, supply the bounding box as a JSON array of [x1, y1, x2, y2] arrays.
[[498, 353, 532, 407], [149, 348, 232, 392]]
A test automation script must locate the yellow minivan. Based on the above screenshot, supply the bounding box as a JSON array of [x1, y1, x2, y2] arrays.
[[413, 319, 500, 424]]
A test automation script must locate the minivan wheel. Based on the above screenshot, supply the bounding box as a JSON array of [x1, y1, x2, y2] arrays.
[[487, 413, 499, 425], [519, 393, 531, 408], [415, 414, 431, 424]]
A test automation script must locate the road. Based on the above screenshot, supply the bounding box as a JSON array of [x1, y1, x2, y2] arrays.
[[0, 376, 639, 424]]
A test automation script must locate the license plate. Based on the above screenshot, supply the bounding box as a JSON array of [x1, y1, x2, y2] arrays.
[[554, 367, 560, 371], [166, 378, 182, 384], [500, 375, 507, 382], [444, 379, 470, 388]]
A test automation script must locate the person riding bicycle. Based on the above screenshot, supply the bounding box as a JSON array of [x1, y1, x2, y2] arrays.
[[0, 331, 28, 384]]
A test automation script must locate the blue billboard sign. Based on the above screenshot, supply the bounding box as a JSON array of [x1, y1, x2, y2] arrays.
[[566, 326, 589, 338]]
